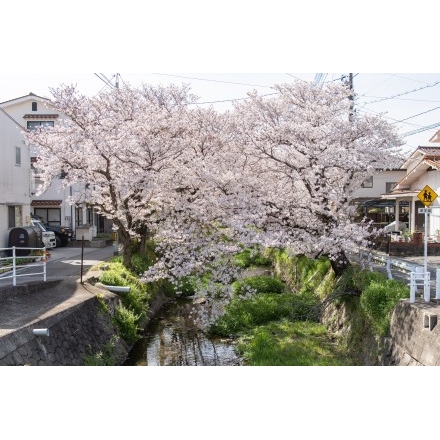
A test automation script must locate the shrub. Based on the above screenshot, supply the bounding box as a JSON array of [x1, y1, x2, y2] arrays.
[[112, 303, 141, 344], [233, 248, 272, 269], [360, 278, 409, 336], [232, 275, 285, 295], [210, 290, 320, 337]]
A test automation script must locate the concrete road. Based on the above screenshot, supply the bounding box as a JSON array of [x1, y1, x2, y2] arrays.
[[0, 245, 115, 288]]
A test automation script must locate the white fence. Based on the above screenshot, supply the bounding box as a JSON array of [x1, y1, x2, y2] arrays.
[[0, 246, 47, 286], [358, 250, 440, 303]]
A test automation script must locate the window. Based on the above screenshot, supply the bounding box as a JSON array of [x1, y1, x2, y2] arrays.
[[8, 205, 23, 228], [15, 146, 21, 166], [32, 102, 37, 111], [87, 207, 93, 224], [361, 176, 373, 188], [75, 207, 83, 227], [27, 121, 54, 131], [35, 208, 61, 226], [386, 182, 397, 193]]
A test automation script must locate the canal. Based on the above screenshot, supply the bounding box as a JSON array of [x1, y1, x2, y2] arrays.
[[123, 297, 243, 366]]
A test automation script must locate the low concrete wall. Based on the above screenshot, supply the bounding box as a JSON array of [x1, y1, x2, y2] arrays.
[[383, 300, 440, 366]]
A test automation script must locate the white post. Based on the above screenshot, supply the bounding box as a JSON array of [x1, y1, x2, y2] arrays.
[[424, 210, 428, 274], [436, 268, 440, 300], [43, 247, 47, 282], [12, 246, 16, 287], [386, 260, 392, 279], [410, 272, 416, 303], [424, 271, 431, 302]]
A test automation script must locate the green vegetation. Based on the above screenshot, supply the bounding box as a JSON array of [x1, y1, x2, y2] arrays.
[[210, 290, 319, 337], [84, 336, 119, 366], [336, 266, 410, 337], [210, 248, 410, 365], [95, 253, 173, 346], [232, 275, 286, 296], [90, 242, 411, 366], [237, 320, 349, 366], [233, 247, 272, 268]]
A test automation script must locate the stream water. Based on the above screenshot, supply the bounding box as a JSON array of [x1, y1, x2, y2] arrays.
[[123, 297, 243, 366]]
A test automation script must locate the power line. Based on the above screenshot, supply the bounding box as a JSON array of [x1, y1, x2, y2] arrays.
[[401, 122, 440, 138], [393, 106, 440, 124], [385, 73, 431, 85], [151, 73, 275, 89], [365, 81, 440, 104]]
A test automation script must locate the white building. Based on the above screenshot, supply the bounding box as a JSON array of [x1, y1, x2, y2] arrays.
[[381, 145, 440, 238], [0, 93, 110, 241], [0, 107, 31, 247], [353, 169, 408, 228]]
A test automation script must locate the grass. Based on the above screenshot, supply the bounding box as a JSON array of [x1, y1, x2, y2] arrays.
[[237, 320, 351, 366]]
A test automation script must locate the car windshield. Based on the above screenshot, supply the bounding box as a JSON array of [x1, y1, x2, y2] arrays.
[[32, 220, 46, 232]]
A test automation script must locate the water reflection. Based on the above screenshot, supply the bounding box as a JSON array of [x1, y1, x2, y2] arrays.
[[124, 298, 243, 366]]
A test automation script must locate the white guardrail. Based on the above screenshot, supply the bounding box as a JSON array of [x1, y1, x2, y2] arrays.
[[358, 250, 440, 304], [0, 246, 48, 286]]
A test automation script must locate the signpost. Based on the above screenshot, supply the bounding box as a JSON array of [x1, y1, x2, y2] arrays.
[[416, 185, 438, 301]]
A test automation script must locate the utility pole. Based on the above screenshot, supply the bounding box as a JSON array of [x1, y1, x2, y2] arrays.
[[94, 73, 121, 90], [348, 73, 354, 121]]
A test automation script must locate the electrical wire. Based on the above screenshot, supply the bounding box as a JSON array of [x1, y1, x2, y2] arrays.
[[152, 73, 275, 89]]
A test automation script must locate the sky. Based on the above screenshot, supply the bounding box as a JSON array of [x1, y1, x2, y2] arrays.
[[1, 72, 440, 155]]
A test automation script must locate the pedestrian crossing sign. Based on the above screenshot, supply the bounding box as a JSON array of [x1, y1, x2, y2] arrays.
[[417, 185, 438, 207]]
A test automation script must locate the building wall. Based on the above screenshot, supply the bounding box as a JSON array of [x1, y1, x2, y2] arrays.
[[0, 110, 31, 247], [353, 170, 406, 199]]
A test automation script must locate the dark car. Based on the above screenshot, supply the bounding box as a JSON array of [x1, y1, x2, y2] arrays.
[[31, 214, 72, 247]]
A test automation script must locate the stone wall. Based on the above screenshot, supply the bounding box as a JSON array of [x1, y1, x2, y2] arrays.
[[0, 289, 129, 366]]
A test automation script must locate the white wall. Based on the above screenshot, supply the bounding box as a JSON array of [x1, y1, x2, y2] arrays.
[[353, 170, 406, 199], [0, 110, 31, 247]]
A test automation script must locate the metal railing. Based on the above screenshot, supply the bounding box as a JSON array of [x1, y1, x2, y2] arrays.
[[358, 249, 440, 303], [0, 246, 47, 286]]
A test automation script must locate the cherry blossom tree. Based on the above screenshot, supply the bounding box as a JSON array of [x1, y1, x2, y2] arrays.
[[24, 83, 199, 268], [24, 79, 404, 283], [229, 81, 404, 275]]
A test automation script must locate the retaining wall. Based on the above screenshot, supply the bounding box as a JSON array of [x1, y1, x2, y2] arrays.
[[0, 288, 129, 366], [383, 300, 440, 366]]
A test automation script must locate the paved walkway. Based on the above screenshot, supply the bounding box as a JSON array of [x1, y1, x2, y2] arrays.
[[0, 245, 114, 338]]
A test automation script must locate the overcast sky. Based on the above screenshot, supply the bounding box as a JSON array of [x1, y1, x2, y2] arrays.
[[1, 72, 439, 154]]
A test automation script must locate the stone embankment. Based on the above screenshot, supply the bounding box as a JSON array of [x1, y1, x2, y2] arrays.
[[0, 280, 129, 366]]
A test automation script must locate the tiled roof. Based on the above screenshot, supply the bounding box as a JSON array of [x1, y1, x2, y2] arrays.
[[23, 114, 58, 119], [31, 200, 62, 206], [417, 146, 440, 155]]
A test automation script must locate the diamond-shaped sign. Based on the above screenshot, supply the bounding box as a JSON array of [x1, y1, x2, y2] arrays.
[[417, 185, 438, 207]]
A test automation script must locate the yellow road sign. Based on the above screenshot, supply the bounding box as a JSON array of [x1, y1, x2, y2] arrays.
[[417, 185, 438, 207]]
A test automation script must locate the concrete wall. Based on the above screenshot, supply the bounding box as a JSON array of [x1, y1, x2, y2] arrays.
[[383, 300, 440, 366], [0, 289, 129, 366]]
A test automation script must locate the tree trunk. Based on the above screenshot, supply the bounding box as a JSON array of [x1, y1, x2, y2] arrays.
[[329, 250, 351, 277], [117, 228, 132, 269]]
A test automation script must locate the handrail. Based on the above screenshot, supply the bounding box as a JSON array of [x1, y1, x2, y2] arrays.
[[0, 246, 47, 286]]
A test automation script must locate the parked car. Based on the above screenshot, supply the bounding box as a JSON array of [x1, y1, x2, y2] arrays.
[[31, 215, 72, 247], [30, 217, 56, 249]]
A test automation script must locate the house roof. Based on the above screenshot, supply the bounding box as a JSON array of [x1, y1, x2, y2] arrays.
[[393, 146, 440, 191], [23, 114, 59, 119], [31, 200, 62, 207], [0, 93, 51, 107]]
